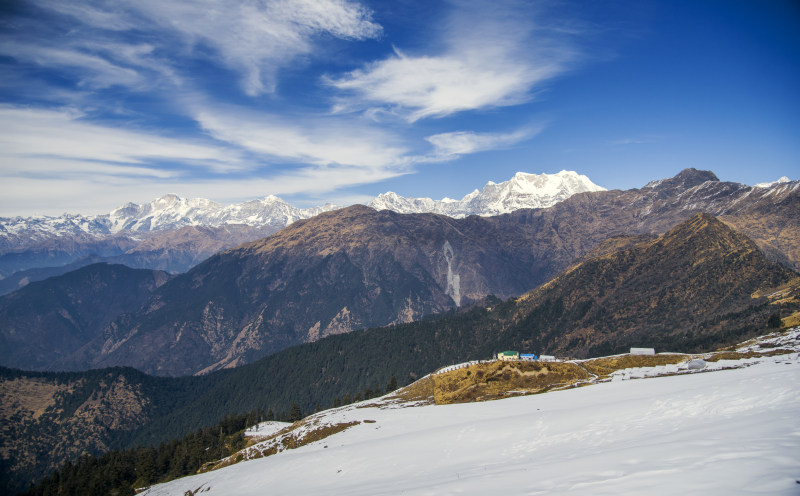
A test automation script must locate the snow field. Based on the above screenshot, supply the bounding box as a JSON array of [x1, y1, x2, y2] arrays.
[[143, 349, 800, 496]]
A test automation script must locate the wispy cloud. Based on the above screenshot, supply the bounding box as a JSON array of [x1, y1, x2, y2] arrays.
[[23, 0, 382, 97], [609, 135, 661, 146], [191, 103, 408, 169], [0, 1, 572, 216], [327, 1, 579, 121], [0, 103, 542, 216], [0, 41, 146, 90], [0, 103, 413, 215], [425, 126, 544, 159], [0, 105, 237, 176]]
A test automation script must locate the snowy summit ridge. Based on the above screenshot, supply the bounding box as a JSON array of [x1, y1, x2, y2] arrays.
[[368, 170, 606, 217], [1, 195, 340, 238], [754, 176, 791, 188], [0, 171, 604, 239]]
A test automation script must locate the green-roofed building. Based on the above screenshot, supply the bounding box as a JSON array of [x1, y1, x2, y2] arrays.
[[497, 351, 519, 362]]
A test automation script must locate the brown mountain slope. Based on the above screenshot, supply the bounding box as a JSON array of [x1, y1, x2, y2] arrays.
[[0, 368, 154, 492], [504, 213, 800, 357], [74, 206, 558, 376], [0, 264, 171, 370]]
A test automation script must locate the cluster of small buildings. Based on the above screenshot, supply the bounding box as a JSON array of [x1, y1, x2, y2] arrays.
[[497, 351, 556, 362], [497, 347, 655, 362]]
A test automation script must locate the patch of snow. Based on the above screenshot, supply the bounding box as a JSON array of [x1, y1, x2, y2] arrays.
[[143, 329, 800, 496], [244, 421, 291, 438]]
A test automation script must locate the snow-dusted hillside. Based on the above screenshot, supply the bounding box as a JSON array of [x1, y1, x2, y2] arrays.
[[143, 329, 800, 496], [368, 170, 606, 217]]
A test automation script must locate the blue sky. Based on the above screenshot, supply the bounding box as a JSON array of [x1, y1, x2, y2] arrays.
[[1, 0, 798, 216]]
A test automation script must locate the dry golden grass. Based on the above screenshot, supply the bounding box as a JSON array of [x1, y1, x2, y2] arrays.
[[432, 361, 590, 405], [581, 354, 690, 379], [782, 311, 800, 328], [384, 376, 436, 405], [751, 276, 800, 302], [0, 377, 67, 421], [704, 349, 795, 362]]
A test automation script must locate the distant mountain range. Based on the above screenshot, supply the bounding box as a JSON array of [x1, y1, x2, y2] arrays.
[[0, 170, 604, 287], [1, 170, 602, 238], [2, 168, 798, 377]]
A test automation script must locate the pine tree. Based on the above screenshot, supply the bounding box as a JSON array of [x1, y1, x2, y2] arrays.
[[288, 402, 302, 422], [386, 376, 398, 393]]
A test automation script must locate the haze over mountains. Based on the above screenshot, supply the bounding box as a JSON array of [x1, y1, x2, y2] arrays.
[[1, 168, 798, 377]]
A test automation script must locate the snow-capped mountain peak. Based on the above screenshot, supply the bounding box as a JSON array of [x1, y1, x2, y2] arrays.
[[368, 170, 606, 217], [1, 170, 603, 242], [754, 176, 791, 188]]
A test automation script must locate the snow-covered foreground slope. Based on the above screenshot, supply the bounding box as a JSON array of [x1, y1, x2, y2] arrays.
[[143, 339, 800, 495]]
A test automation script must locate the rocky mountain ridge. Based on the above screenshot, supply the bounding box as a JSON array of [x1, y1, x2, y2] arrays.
[[7, 169, 793, 376], [0, 264, 172, 370]]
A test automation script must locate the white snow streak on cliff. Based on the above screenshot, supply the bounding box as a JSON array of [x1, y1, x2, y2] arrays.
[[443, 240, 461, 306]]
